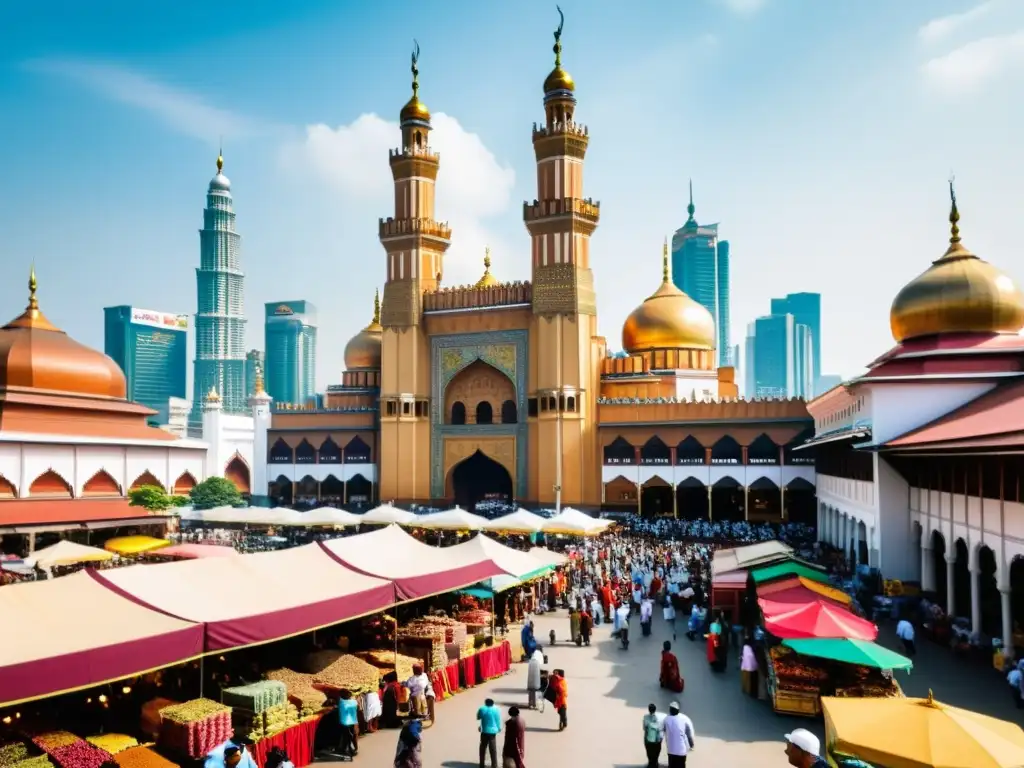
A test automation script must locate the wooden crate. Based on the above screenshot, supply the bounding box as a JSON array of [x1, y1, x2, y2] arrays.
[[772, 687, 820, 717]]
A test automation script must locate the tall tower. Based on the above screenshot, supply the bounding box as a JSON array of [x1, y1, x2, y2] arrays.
[[191, 153, 247, 429], [378, 44, 451, 500], [525, 9, 603, 508]]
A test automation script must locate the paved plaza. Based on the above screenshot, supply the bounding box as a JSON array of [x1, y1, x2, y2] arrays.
[[342, 609, 1024, 767]]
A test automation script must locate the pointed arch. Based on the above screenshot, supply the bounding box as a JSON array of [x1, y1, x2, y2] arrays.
[[747, 433, 780, 464], [603, 436, 636, 465], [640, 436, 671, 465], [476, 401, 494, 425], [0, 475, 15, 498], [675, 436, 705, 465], [347, 473, 372, 502], [321, 474, 344, 502], [748, 476, 779, 492], [130, 471, 164, 491], [173, 471, 198, 495], [710, 435, 742, 464], [295, 474, 318, 498], [712, 475, 742, 489], [318, 436, 342, 464], [450, 401, 467, 425], [786, 477, 815, 492], [29, 470, 73, 498], [344, 436, 372, 463], [294, 439, 316, 464], [604, 475, 637, 505], [271, 475, 293, 505], [225, 454, 251, 493], [269, 438, 293, 464], [82, 469, 122, 497]]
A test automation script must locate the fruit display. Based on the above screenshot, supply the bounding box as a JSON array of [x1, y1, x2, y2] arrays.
[[232, 702, 299, 742], [158, 699, 232, 758], [220, 681, 287, 714], [458, 609, 492, 629], [264, 669, 328, 717], [311, 654, 381, 696], [410, 617, 467, 646], [48, 741, 109, 768], [84, 736, 137, 756], [112, 746, 178, 768], [31, 735, 79, 755], [354, 650, 420, 682]]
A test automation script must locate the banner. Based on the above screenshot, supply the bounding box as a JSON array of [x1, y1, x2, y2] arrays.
[[131, 308, 189, 330]]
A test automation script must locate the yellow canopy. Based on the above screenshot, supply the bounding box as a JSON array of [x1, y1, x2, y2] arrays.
[[822, 691, 1024, 768], [799, 576, 852, 605], [103, 536, 171, 555]]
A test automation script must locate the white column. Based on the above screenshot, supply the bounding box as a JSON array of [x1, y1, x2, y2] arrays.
[[249, 387, 273, 502], [920, 542, 933, 592], [945, 553, 957, 617], [1001, 588, 1014, 660], [970, 564, 981, 636]]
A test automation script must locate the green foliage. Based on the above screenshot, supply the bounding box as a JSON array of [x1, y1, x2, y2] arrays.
[[170, 495, 191, 507], [128, 484, 173, 511], [190, 476, 243, 510]]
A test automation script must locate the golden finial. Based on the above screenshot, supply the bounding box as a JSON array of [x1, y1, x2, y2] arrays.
[[411, 39, 421, 98], [205, 385, 221, 403], [475, 247, 498, 288], [662, 237, 671, 284], [28, 264, 38, 311], [484, 247, 492, 271], [372, 288, 381, 325], [254, 369, 265, 395], [217, 138, 223, 173], [948, 176, 960, 245], [553, 6, 564, 67]]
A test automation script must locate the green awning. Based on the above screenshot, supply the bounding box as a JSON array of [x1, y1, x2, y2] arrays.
[[458, 587, 495, 599], [751, 560, 829, 585], [782, 638, 913, 671]]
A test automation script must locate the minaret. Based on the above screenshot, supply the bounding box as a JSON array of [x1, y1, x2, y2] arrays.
[[249, 366, 273, 505], [191, 151, 247, 430], [525, 8, 602, 508], [202, 385, 225, 479], [377, 43, 449, 501]]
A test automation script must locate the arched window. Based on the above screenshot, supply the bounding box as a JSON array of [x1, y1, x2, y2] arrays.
[[318, 437, 342, 464], [344, 436, 372, 463], [501, 400, 517, 424], [295, 439, 317, 464], [675, 436, 705, 465], [476, 401, 494, 425], [640, 437, 671, 465], [603, 437, 636, 465], [710, 436, 742, 464], [747, 433, 779, 465], [269, 439, 293, 464], [451, 401, 466, 425]]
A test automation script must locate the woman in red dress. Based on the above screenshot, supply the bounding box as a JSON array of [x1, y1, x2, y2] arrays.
[[659, 640, 683, 693]]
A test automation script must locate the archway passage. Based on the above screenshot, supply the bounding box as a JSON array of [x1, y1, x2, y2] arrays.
[[173, 471, 197, 496], [785, 477, 816, 526], [83, 470, 121, 497], [321, 475, 344, 504], [347, 474, 372, 504], [747, 476, 781, 522], [295, 475, 317, 503], [675, 477, 708, 521], [603, 476, 637, 509], [450, 450, 513, 512], [953, 538, 970, 621], [270, 475, 292, 505], [640, 477, 672, 517], [711, 476, 743, 522], [225, 456, 251, 494]]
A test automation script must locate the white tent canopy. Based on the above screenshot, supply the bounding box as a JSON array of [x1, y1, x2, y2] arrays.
[[297, 507, 363, 527], [454, 535, 551, 579], [528, 546, 569, 568], [358, 503, 417, 526], [31, 540, 113, 568], [479, 509, 544, 534], [412, 506, 488, 531], [180, 506, 303, 526], [540, 507, 610, 536]]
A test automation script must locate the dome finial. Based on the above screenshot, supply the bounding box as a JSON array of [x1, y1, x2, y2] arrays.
[[411, 39, 421, 99], [28, 263, 38, 311], [687, 179, 696, 222], [216, 142, 224, 174], [372, 288, 381, 325], [254, 366, 265, 395], [475, 247, 499, 288], [662, 237, 671, 284], [553, 6, 565, 67], [484, 247, 492, 271], [948, 175, 960, 245]]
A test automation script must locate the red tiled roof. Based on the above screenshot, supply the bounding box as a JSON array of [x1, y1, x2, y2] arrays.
[[0, 498, 159, 527], [867, 332, 1024, 368], [884, 379, 1024, 448]]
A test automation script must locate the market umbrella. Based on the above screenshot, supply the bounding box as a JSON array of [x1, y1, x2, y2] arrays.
[[541, 508, 608, 536], [782, 638, 912, 671], [31, 540, 113, 568], [297, 506, 363, 527], [479, 508, 544, 534], [358, 503, 416, 526], [758, 575, 852, 606], [413, 506, 487, 531], [103, 536, 171, 555], [760, 599, 878, 640], [750, 559, 830, 585], [822, 691, 1024, 768]]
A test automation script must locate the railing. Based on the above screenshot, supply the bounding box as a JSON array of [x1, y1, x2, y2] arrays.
[[532, 121, 589, 140], [389, 146, 439, 160], [423, 281, 532, 312], [378, 217, 452, 239], [523, 197, 601, 221]]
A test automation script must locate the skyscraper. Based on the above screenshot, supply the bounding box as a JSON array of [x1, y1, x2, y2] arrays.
[[751, 313, 795, 398], [264, 301, 317, 405], [770, 292, 821, 391], [191, 153, 246, 428], [104, 306, 188, 425], [671, 182, 731, 366], [245, 349, 263, 398]]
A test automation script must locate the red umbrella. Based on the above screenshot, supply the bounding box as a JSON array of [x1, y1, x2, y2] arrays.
[[758, 586, 847, 612], [760, 598, 878, 640]]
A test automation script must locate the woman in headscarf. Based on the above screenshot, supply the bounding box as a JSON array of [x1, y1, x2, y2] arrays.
[[380, 671, 403, 728], [394, 717, 423, 768], [548, 669, 568, 731], [659, 640, 683, 693], [578, 605, 593, 647], [569, 607, 581, 645], [520, 621, 537, 659]]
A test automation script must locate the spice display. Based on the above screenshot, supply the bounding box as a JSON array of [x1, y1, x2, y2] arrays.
[[49, 741, 109, 768], [264, 669, 327, 717], [31, 735, 80, 755], [311, 654, 381, 696], [0, 743, 31, 767], [112, 747, 178, 768], [84, 736, 137, 756], [158, 699, 232, 758], [304, 650, 343, 675], [354, 650, 421, 682], [10, 756, 52, 768], [220, 681, 287, 714]]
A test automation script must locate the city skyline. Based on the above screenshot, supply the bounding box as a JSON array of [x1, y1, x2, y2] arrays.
[[3, 1, 1023, 388]]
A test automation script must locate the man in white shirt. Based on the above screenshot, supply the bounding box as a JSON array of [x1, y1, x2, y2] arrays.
[[662, 702, 695, 767], [895, 618, 916, 656]]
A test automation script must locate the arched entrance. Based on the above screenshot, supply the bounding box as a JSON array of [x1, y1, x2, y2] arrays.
[[640, 476, 672, 517], [978, 545, 1000, 637], [785, 477, 816, 525], [444, 360, 515, 426], [604, 475, 637, 509], [675, 477, 708, 520], [321, 475, 344, 505], [1011, 556, 1024, 630], [270, 475, 292, 505], [225, 456, 251, 494], [711, 476, 743, 522], [347, 474, 372, 504], [748, 477, 781, 522], [449, 450, 513, 511], [295, 475, 317, 504], [603, 437, 636, 465]]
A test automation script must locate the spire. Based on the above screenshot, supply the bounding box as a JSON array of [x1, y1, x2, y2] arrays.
[[372, 288, 381, 325], [475, 247, 499, 288], [542, 6, 575, 97], [216, 148, 224, 174], [28, 263, 38, 311], [948, 177, 960, 245], [400, 40, 431, 124], [254, 367, 265, 395], [553, 6, 564, 68], [484, 247, 492, 271], [662, 237, 670, 284], [686, 179, 696, 223], [411, 39, 420, 100]]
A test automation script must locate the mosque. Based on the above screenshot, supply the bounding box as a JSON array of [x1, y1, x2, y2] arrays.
[[258, 15, 817, 522]]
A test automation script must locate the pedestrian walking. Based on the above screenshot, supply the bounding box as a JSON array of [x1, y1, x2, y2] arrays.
[[526, 647, 544, 710], [335, 689, 359, 761], [501, 706, 526, 768], [642, 703, 664, 768], [663, 594, 677, 640], [784, 728, 827, 768], [579, 606, 593, 646], [476, 697, 502, 768], [546, 669, 568, 731], [895, 618, 916, 656], [662, 702, 695, 767]]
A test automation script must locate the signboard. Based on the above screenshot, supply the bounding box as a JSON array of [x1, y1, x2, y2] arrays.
[[131, 308, 188, 330], [274, 304, 295, 315]]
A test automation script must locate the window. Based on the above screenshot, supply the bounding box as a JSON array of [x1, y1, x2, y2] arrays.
[[451, 401, 466, 425], [476, 401, 494, 425], [501, 400, 517, 424], [528, 398, 538, 417]]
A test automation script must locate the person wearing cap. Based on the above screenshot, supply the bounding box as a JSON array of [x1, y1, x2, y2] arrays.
[[785, 728, 826, 768], [662, 702, 695, 767]]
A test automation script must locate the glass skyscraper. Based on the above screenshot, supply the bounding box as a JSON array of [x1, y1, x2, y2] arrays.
[[771, 292, 821, 393], [751, 313, 795, 398], [104, 306, 188, 425], [191, 154, 246, 428], [671, 183, 731, 366], [264, 301, 317, 405]]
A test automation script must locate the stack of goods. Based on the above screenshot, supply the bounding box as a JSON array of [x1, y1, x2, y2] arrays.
[[112, 747, 178, 768], [304, 649, 343, 675], [833, 667, 902, 699], [397, 624, 448, 672], [459, 635, 477, 658], [265, 670, 328, 718], [0, 740, 51, 768], [458, 609, 492, 632], [413, 616, 467, 646], [769, 647, 829, 695], [31, 734, 107, 768], [84, 736, 137, 757], [356, 614, 397, 648], [354, 650, 420, 682], [311, 654, 382, 696], [222, 681, 297, 741], [158, 699, 232, 758]]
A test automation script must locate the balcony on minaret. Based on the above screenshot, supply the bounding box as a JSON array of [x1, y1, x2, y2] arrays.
[[389, 145, 438, 161], [523, 197, 601, 223], [378, 216, 452, 240], [532, 120, 588, 140]]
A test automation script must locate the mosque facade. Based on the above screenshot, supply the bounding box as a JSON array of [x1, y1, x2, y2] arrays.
[[257, 16, 817, 522]]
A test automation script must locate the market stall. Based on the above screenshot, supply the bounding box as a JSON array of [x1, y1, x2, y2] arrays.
[[0, 570, 204, 707], [711, 540, 793, 577], [452, 535, 552, 582], [412, 507, 488, 531], [750, 559, 830, 586], [146, 544, 238, 560], [757, 576, 852, 608], [30, 541, 113, 569], [478, 509, 544, 534], [710, 571, 748, 623], [760, 599, 878, 641], [103, 537, 171, 556], [527, 547, 569, 568], [540, 508, 610, 536], [357, 504, 416, 526], [295, 507, 362, 527]]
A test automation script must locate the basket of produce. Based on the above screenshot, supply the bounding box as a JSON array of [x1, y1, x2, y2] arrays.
[[221, 681, 287, 714], [112, 746, 178, 768], [85, 736, 138, 756], [158, 699, 232, 758], [311, 654, 381, 696], [264, 670, 328, 718], [354, 650, 421, 682]]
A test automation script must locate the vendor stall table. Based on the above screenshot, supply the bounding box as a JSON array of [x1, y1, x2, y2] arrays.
[[250, 714, 323, 768], [460, 655, 478, 688], [476, 641, 512, 682]]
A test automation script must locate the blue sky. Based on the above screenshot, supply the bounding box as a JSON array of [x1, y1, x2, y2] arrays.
[[2, 0, 1023, 390]]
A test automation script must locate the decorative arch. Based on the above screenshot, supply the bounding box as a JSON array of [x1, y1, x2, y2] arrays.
[[344, 436, 372, 463], [953, 537, 971, 621], [786, 477, 815, 491], [443, 360, 515, 427], [931, 530, 948, 608], [450, 401, 467, 425], [976, 544, 1001, 637], [294, 439, 316, 464], [82, 470, 122, 497], [270, 475, 292, 505], [29, 470, 73, 498], [675, 436, 705, 465], [711, 474, 743, 522], [640, 436, 671, 465], [501, 399, 517, 424], [321, 474, 344, 502], [476, 401, 494, 425], [295, 474, 318, 499], [603, 436, 636, 465], [0, 474, 15, 498], [747, 433, 780, 464], [318, 437, 342, 464], [224, 454, 251, 493], [712, 475, 742, 489], [710, 436, 742, 464], [347, 473, 372, 502], [269, 438, 293, 463], [748, 476, 779, 492], [604, 475, 637, 505], [676, 476, 708, 520], [641, 475, 673, 517], [130, 471, 164, 491], [173, 471, 198, 495]]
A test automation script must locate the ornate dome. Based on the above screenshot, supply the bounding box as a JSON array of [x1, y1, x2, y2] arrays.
[[344, 290, 383, 370], [209, 154, 231, 192], [621, 241, 717, 354], [543, 8, 575, 95], [474, 249, 499, 288], [890, 188, 1024, 343], [0, 268, 127, 399], [400, 42, 431, 124]]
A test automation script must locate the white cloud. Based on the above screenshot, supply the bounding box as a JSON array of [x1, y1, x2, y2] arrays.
[[24, 58, 264, 142], [918, 1, 994, 43], [922, 30, 1024, 91], [716, 0, 766, 16], [282, 113, 516, 286]]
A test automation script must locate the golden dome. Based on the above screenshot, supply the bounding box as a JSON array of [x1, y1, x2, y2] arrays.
[[0, 267, 127, 399], [890, 186, 1024, 343], [344, 290, 384, 370], [543, 8, 575, 94], [621, 240, 717, 353], [400, 40, 431, 124], [475, 248, 499, 288]]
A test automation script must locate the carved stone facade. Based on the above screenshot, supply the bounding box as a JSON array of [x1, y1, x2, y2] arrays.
[[532, 264, 597, 316], [443, 360, 517, 425], [442, 436, 516, 494]]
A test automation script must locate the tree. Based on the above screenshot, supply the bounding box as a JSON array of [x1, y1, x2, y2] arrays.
[[190, 477, 243, 510], [170, 495, 191, 507], [128, 484, 173, 511]]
